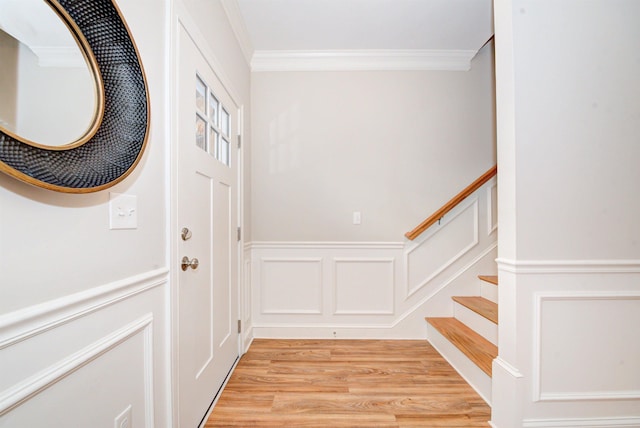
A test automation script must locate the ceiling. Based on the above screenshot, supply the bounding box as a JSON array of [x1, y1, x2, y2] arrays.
[[236, 0, 494, 53]]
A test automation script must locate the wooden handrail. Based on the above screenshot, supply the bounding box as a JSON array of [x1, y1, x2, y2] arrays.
[[405, 165, 497, 240]]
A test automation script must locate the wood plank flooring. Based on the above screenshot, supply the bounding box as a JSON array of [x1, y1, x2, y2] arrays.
[[205, 339, 491, 427]]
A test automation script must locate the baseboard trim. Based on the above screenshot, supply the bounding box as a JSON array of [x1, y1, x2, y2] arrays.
[[252, 324, 419, 340], [0, 268, 169, 350]]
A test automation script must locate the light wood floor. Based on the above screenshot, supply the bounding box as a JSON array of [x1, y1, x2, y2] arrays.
[[205, 339, 491, 427]]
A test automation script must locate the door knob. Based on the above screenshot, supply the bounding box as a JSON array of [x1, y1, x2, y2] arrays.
[[181, 256, 199, 271]]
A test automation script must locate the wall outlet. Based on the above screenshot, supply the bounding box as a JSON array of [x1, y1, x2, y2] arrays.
[[114, 404, 132, 428], [109, 193, 137, 230]]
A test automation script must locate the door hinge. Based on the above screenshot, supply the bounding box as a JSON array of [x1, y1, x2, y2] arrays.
[[237, 226, 241, 241], [237, 135, 241, 149], [237, 320, 242, 333]]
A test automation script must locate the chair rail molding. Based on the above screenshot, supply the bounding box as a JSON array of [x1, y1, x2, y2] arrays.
[[0, 268, 169, 350]]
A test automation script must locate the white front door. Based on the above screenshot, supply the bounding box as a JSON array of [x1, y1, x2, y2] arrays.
[[176, 22, 239, 428]]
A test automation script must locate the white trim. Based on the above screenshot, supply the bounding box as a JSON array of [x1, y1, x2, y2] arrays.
[[487, 181, 498, 235], [0, 315, 154, 418], [493, 356, 524, 379], [497, 258, 640, 273], [533, 291, 640, 402], [251, 49, 476, 72], [249, 241, 404, 250], [522, 417, 640, 428], [405, 198, 479, 297], [219, 0, 254, 65], [0, 268, 168, 350]]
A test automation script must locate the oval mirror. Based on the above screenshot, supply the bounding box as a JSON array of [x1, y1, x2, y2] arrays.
[[0, 0, 99, 148], [0, 0, 149, 193]]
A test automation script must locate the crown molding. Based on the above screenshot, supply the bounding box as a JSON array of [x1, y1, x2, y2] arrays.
[[251, 49, 476, 72], [220, 0, 254, 65]]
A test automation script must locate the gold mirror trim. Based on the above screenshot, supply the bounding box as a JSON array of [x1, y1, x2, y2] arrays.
[[0, 0, 150, 193]]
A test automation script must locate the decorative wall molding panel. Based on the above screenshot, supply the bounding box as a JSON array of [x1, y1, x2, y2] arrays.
[[248, 177, 497, 339], [533, 292, 640, 402], [0, 315, 154, 418], [496, 263, 640, 424], [333, 258, 395, 315], [260, 258, 323, 314], [405, 198, 479, 297], [0, 270, 168, 426]]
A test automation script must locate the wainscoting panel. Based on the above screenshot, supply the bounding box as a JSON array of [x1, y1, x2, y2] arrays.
[[0, 269, 169, 427], [260, 258, 323, 314], [333, 258, 395, 315], [495, 259, 640, 426], [406, 199, 479, 297], [248, 179, 497, 339], [535, 292, 640, 402]]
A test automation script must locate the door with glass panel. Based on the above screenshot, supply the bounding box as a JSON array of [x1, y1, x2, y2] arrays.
[[176, 23, 238, 428]]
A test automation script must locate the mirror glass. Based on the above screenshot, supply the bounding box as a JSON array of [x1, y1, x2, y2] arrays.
[[0, 0, 98, 147]]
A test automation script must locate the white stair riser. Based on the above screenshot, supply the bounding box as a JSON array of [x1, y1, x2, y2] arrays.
[[480, 282, 498, 303], [426, 323, 492, 405], [454, 302, 498, 346]]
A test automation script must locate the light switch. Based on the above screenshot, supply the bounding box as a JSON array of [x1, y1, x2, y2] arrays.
[[353, 211, 361, 225], [109, 193, 137, 229]]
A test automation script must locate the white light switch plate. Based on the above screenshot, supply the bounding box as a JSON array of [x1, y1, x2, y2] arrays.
[[353, 211, 361, 225], [109, 193, 137, 229]]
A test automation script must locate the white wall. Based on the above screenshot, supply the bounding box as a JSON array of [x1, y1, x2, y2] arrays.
[[250, 42, 496, 242], [493, 1, 640, 426], [0, 0, 171, 425]]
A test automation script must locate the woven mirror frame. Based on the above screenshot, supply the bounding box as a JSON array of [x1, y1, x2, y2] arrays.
[[0, 0, 149, 193]]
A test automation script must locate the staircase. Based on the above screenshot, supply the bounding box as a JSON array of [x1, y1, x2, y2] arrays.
[[425, 275, 498, 404]]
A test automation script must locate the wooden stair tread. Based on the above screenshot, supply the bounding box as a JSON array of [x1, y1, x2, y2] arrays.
[[452, 296, 498, 324], [426, 317, 497, 377], [478, 275, 498, 285]]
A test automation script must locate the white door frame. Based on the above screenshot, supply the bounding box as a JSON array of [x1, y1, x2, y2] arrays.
[[168, 2, 245, 425]]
